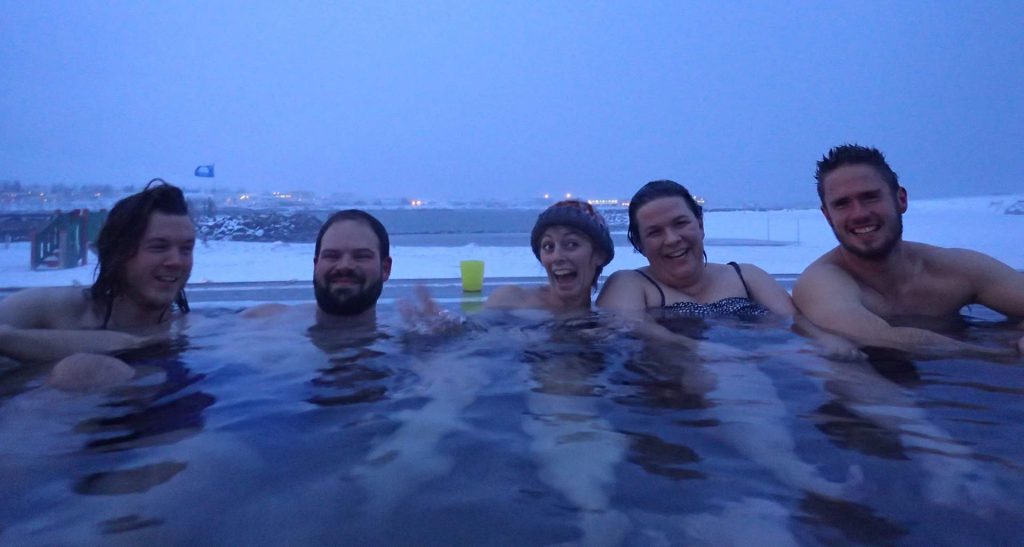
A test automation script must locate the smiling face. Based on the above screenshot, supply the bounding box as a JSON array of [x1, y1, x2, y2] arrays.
[[538, 225, 606, 305], [820, 164, 907, 261], [122, 212, 195, 311], [313, 219, 392, 316], [635, 196, 705, 283]]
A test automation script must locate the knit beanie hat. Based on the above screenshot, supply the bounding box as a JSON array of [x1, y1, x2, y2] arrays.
[[530, 200, 614, 266]]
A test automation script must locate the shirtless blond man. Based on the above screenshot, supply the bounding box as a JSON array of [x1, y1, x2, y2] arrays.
[[794, 145, 1024, 356]]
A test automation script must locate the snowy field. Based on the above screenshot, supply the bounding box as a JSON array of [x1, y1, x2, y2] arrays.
[[1, 194, 1021, 288]]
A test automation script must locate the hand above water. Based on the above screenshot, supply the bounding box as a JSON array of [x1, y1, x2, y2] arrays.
[[398, 285, 466, 336]]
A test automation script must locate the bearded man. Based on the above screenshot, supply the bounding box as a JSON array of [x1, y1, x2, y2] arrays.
[[243, 209, 391, 322], [311, 210, 392, 320]]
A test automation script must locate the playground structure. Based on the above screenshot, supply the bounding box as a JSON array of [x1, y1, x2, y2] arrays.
[[30, 209, 107, 270]]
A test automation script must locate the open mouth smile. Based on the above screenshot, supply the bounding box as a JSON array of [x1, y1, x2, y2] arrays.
[[153, 275, 183, 287], [551, 268, 578, 283], [851, 225, 880, 235]]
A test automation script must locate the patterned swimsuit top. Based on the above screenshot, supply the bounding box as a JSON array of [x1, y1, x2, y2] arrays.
[[635, 262, 770, 319]]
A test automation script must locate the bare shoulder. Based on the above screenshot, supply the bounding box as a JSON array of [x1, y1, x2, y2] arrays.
[[240, 303, 293, 319], [0, 286, 92, 328], [601, 269, 650, 289], [733, 262, 787, 294], [803, 247, 845, 273], [733, 262, 795, 316], [733, 262, 775, 283], [793, 250, 858, 305], [596, 269, 651, 310], [917, 243, 1010, 273], [485, 285, 534, 309], [912, 243, 1024, 315], [797, 249, 848, 282]]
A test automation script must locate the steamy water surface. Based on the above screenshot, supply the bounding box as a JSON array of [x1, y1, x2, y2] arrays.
[[1, 304, 1023, 546]]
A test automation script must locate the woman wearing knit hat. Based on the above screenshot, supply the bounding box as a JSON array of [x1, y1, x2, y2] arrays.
[[485, 200, 614, 313]]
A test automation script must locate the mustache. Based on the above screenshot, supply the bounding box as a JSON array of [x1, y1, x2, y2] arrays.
[[328, 269, 366, 284]]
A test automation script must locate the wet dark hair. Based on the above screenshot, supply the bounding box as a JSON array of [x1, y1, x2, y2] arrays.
[[627, 179, 704, 254], [315, 209, 390, 260], [815, 144, 900, 203], [90, 179, 191, 322]]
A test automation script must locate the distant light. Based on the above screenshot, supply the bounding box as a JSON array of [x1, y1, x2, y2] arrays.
[[543, 193, 550, 200], [565, 193, 572, 199]]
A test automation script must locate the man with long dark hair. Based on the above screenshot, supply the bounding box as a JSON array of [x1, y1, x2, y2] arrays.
[[0, 179, 195, 366], [795, 145, 1024, 356]]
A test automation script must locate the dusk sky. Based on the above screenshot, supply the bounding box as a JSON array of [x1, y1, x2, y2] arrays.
[[2, 2, 1022, 207]]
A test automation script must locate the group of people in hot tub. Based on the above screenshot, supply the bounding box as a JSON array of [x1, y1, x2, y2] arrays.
[[1, 144, 1022, 389]]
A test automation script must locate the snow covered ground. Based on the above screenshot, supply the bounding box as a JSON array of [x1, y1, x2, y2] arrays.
[[1, 194, 1021, 288]]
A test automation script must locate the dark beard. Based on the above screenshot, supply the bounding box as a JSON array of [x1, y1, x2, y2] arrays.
[[314, 277, 384, 316], [838, 213, 904, 261]]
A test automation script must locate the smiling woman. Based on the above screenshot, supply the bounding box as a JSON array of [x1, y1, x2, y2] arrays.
[[485, 200, 614, 313], [597, 180, 794, 318]]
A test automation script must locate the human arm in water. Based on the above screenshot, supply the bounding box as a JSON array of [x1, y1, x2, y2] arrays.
[[964, 250, 1024, 355], [239, 303, 292, 319], [731, 263, 863, 360], [0, 287, 164, 362], [793, 259, 1016, 358], [0, 325, 161, 363]]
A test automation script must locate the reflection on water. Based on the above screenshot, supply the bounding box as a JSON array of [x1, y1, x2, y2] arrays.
[[1, 307, 1023, 545], [74, 461, 188, 495]]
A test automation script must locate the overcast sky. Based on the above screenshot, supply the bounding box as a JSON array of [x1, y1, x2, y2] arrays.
[[1, 2, 1021, 206]]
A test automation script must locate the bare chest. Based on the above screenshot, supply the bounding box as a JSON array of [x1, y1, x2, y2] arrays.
[[858, 274, 973, 318]]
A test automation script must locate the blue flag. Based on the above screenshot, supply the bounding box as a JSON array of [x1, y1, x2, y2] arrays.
[[194, 164, 215, 178]]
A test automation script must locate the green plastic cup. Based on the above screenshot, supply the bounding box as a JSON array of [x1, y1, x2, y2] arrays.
[[460, 260, 484, 292]]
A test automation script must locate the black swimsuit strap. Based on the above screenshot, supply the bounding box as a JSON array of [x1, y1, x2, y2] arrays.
[[634, 269, 666, 307], [727, 261, 752, 299]]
